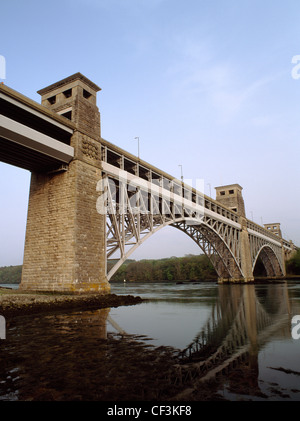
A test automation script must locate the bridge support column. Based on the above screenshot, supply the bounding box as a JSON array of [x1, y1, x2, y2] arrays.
[[215, 184, 254, 283], [239, 218, 254, 282], [20, 73, 110, 293], [218, 218, 255, 284], [281, 240, 287, 277], [20, 158, 109, 293]]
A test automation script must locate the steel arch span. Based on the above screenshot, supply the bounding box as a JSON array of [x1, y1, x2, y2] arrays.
[[106, 216, 243, 281], [252, 244, 284, 277], [171, 221, 242, 280], [101, 173, 249, 282], [248, 226, 285, 277]]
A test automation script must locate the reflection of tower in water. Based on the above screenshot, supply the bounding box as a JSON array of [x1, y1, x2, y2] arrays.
[[2, 307, 111, 401]]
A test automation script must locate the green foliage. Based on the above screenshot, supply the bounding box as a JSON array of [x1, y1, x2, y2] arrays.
[[2, 249, 299, 285], [110, 254, 217, 282], [0, 254, 217, 284], [0, 265, 22, 284], [286, 249, 300, 275]]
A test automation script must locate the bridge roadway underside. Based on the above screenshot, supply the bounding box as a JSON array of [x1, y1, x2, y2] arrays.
[[0, 88, 74, 172], [0, 135, 72, 172]]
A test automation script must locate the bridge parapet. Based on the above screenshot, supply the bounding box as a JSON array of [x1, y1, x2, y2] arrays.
[[247, 219, 295, 252], [100, 140, 240, 224], [247, 220, 282, 244]]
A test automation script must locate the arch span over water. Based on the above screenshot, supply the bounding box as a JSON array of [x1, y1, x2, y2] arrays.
[[252, 245, 284, 278], [106, 215, 243, 281]]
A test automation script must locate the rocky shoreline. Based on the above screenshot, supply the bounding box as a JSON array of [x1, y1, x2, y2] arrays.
[[0, 287, 144, 317]]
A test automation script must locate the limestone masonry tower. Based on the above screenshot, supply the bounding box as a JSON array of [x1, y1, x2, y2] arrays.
[[215, 184, 246, 217], [263, 223, 282, 238], [215, 184, 254, 282], [37, 72, 101, 139], [20, 73, 109, 293]]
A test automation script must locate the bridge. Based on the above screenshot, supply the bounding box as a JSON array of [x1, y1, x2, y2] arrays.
[[0, 73, 297, 292]]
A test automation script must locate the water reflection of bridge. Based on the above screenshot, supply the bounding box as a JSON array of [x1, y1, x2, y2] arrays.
[[171, 282, 298, 399], [86, 282, 298, 399]]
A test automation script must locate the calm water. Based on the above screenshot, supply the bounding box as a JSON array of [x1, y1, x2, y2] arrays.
[[1, 280, 300, 401]]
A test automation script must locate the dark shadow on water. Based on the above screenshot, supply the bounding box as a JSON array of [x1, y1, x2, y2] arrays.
[[0, 309, 185, 401]]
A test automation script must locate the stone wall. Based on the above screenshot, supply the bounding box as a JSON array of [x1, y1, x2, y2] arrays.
[[21, 157, 108, 293]]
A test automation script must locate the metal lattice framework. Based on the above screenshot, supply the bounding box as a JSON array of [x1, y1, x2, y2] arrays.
[[172, 221, 242, 280], [99, 173, 244, 281], [247, 221, 285, 276], [97, 144, 295, 281]]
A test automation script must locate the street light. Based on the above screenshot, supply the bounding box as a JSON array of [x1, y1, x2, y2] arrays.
[[207, 183, 211, 198], [178, 165, 183, 182], [134, 137, 140, 159]]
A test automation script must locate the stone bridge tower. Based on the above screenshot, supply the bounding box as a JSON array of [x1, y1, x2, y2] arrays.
[[215, 184, 254, 282], [20, 73, 109, 293], [215, 184, 246, 217]]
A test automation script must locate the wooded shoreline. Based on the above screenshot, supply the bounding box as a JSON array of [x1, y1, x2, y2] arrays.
[[1, 249, 299, 285]]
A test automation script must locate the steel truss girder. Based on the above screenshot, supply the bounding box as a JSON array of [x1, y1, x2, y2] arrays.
[[101, 174, 285, 280], [102, 175, 244, 280], [172, 221, 242, 279]]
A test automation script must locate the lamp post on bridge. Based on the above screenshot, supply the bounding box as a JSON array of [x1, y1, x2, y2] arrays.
[[178, 164, 183, 182], [207, 183, 211, 198], [134, 137, 140, 159]]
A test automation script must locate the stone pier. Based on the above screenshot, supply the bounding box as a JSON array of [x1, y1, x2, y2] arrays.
[[20, 73, 109, 293]]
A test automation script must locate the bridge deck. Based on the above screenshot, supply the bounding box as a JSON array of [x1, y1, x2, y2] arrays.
[[0, 84, 74, 172]]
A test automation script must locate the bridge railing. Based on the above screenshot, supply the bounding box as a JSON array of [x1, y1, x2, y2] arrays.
[[100, 139, 240, 225], [247, 220, 281, 242], [247, 219, 294, 249]]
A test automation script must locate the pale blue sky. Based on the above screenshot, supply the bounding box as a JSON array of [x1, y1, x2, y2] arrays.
[[0, 0, 300, 265]]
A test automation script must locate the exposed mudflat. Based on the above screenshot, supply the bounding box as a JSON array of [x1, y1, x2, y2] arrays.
[[0, 288, 143, 317], [0, 308, 224, 401]]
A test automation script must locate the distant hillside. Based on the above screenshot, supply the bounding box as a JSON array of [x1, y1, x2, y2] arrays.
[[0, 256, 216, 284], [0, 265, 22, 284], [110, 254, 217, 282]]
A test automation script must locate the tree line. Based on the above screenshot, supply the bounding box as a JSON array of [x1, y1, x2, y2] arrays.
[[286, 249, 300, 275], [109, 254, 217, 282], [1, 249, 299, 284], [0, 265, 22, 284]]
